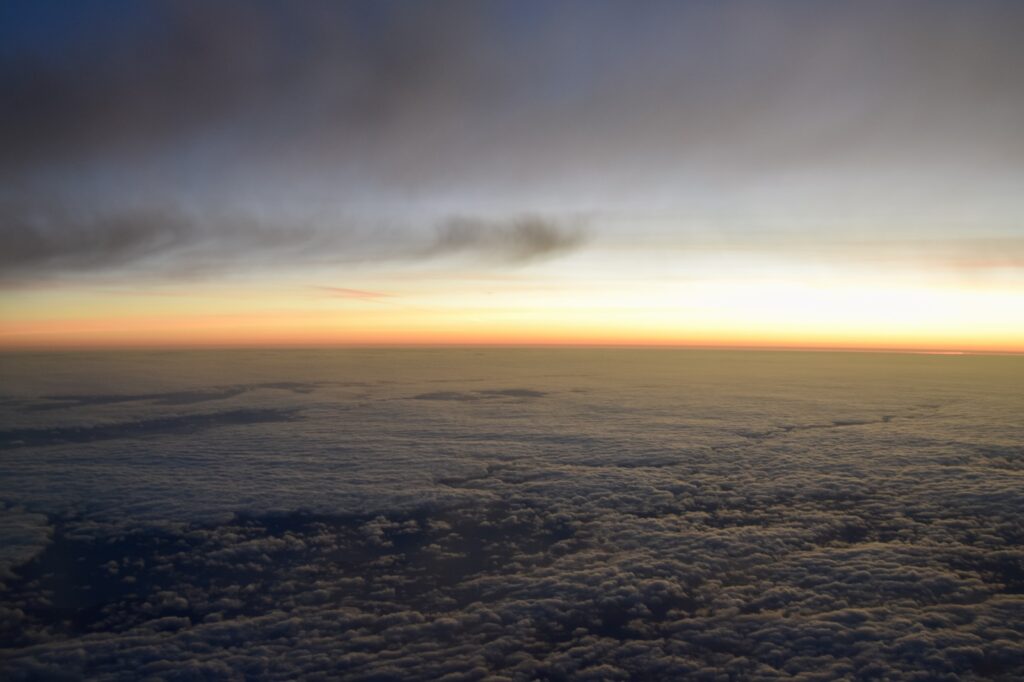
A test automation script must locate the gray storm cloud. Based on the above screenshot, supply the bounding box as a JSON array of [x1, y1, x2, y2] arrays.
[[1, 0, 1023, 281]]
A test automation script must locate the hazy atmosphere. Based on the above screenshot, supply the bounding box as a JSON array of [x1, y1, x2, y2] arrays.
[[2, 0, 1023, 350], [2, 2, 1023, 680]]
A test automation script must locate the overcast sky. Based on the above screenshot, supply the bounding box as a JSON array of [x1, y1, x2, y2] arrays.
[[2, 0, 1022, 349]]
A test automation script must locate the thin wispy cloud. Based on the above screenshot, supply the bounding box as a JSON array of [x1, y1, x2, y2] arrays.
[[315, 287, 394, 300]]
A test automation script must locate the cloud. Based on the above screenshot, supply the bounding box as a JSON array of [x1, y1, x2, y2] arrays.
[[412, 388, 548, 401], [3, 0, 1021, 287], [0, 1, 496, 172], [0, 408, 300, 449], [4, 0, 1022, 178], [2, 352, 1022, 679], [0, 200, 587, 284], [315, 287, 393, 300], [0, 202, 199, 281], [427, 216, 587, 264], [479, 389, 548, 398], [23, 382, 318, 411]]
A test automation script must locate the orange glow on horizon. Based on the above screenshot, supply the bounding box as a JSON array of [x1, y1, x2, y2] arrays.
[[2, 310, 1022, 355], [3, 270, 1022, 354]]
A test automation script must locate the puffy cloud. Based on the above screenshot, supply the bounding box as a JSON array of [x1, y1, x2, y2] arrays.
[[1, 350, 1022, 678]]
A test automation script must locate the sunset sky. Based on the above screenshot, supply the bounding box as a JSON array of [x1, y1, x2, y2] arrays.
[[2, 0, 1023, 352]]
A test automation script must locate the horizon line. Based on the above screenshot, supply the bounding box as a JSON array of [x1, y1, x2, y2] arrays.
[[1, 341, 1021, 357]]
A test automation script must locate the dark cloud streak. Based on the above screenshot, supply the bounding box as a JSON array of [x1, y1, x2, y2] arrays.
[[427, 216, 586, 264], [0, 408, 300, 449], [0, 201, 587, 283]]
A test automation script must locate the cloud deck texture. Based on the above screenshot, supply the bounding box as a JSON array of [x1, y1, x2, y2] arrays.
[[0, 349, 1022, 679]]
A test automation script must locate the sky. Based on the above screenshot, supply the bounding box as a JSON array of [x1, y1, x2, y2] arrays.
[[2, 0, 1023, 351]]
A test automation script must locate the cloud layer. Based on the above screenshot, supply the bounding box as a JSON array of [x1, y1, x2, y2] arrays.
[[1, 349, 1022, 679]]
